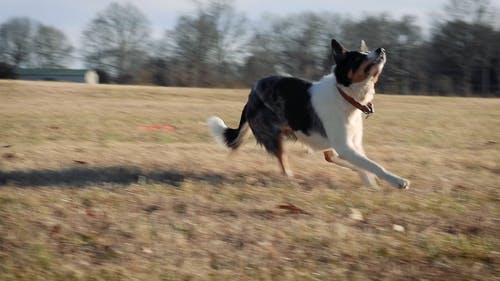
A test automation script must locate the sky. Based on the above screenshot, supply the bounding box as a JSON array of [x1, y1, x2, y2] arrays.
[[1, 0, 449, 66]]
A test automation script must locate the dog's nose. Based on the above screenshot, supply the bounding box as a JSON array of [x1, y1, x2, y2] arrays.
[[376, 48, 385, 55]]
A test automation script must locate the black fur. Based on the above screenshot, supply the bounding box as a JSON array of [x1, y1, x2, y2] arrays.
[[236, 75, 326, 154], [223, 104, 248, 149], [331, 39, 369, 87], [334, 51, 367, 86], [221, 40, 372, 154]]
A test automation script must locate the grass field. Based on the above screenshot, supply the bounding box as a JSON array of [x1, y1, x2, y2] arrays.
[[0, 80, 499, 281]]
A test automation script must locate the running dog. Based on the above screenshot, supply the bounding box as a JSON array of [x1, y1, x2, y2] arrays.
[[208, 39, 409, 189]]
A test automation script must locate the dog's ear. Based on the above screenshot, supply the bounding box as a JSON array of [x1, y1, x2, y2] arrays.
[[360, 40, 369, 53], [331, 39, 347, 64]]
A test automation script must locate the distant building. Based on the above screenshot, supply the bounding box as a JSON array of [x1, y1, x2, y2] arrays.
[[15, 68, 99, 84]]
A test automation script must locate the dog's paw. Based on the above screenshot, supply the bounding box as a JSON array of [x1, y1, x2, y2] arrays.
[[398, 178, 410, 190], [386, 174, 409, 189], [387, 174, 410, 189]]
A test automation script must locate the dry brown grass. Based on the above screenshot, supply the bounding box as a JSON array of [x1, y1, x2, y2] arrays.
[[0, 80, 499, 281]]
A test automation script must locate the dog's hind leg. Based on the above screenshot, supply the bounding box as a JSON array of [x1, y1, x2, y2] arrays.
[[276, 142, 294, 177], [247, 104, 294, 177], [252, 126, 294, 177]]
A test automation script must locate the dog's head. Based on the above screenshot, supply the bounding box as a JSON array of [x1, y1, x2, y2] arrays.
[[331, 39, 386, 87]]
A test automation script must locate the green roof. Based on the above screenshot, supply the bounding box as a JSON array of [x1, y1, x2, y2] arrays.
[[16, 68, 90, 77]]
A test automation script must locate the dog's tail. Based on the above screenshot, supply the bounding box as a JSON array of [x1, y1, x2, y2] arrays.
[[208, 105, 250, 149]]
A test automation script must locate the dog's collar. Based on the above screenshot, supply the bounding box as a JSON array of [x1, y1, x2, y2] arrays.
[[336, 86, 374, 116]]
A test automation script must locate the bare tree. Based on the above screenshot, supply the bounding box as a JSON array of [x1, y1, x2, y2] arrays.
[[81, 2, 151, 83], [32, 24, 73, 68], [243, 12, 341, 83], [166, 0, 248, 86], [170, 13, 219, 86], [444, 0, 496, 24], [340, 14, 422, 93], [273, 12, 333, 79], [0, 17, 36, 66], [210, 0, 248, 82], [242, 30, 281, 84]]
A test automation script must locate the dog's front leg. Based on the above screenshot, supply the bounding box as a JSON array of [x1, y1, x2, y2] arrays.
[[351, 128, 379, 188], [358, 171, 378, 188], [324, 149, 378, 188], [329, 135, 409, 189], [324, 149, 356, 170], [357, 164, 379, 188]]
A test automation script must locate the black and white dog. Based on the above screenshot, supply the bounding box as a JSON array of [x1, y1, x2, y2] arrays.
[[208, 39, 409, 189]]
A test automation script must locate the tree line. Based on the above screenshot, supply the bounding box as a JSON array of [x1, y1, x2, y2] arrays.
[[1, 0, 499, 96]]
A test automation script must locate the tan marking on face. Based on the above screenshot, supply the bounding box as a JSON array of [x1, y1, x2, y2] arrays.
[[348, 57, 385, 84], [347, 60, 371, 83]]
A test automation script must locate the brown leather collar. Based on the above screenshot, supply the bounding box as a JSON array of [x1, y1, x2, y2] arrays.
[[337, 86, 374, 116]]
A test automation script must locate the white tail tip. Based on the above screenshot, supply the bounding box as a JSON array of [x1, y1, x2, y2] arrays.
[[207, 116, 227, 146]]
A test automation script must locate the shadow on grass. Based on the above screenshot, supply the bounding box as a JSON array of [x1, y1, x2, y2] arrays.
[[0, 166, 228, 188]]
